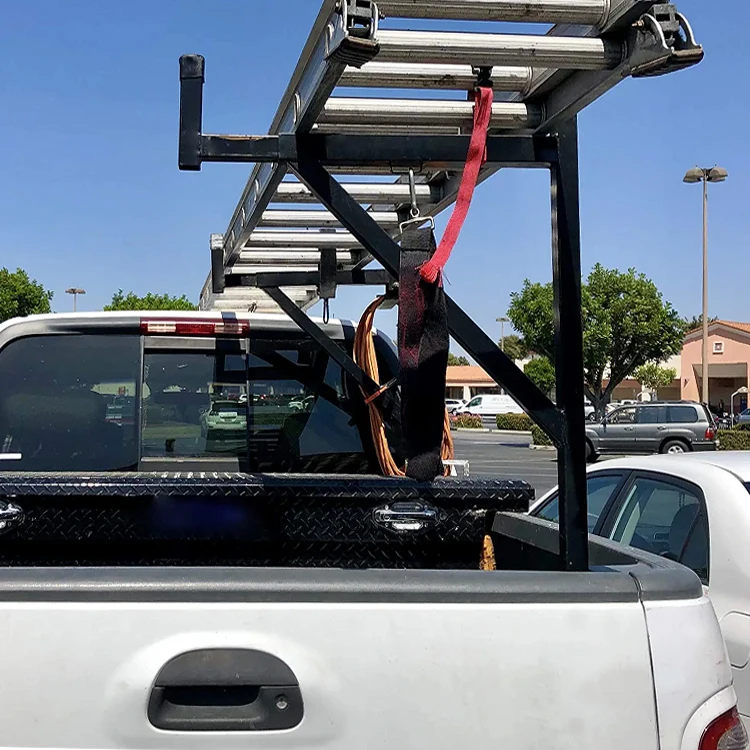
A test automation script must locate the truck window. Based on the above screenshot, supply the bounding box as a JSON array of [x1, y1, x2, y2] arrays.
[[0, 335, 140, 471], [142, 338, 377, 472]]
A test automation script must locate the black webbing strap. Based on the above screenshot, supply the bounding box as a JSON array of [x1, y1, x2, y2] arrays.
[[398, 227, 449, 482]]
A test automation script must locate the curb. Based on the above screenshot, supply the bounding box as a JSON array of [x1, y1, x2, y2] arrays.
[[529, 444, 556, 452], [454, 427, 493, 433], [495, 430, 533, 437]]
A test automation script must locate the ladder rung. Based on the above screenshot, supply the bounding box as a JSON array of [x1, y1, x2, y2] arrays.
[[377, 0, 609, 26], [244, 232, 362, 249], [273, 181, 433, 205], [374, 29, 623, 70], [340, 62, 533, 92], [238, 249, 358, 261], [259, 209, 400, 228], [319, 98, 541, 130], [227, 265, 320, 274]]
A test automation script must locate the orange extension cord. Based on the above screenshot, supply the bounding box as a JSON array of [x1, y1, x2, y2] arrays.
[[353, 295, 454, 478], [354, 296, 496, 570]]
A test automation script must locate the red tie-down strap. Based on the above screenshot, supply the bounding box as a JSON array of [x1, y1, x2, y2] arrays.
[[419, 86, 494, 285]]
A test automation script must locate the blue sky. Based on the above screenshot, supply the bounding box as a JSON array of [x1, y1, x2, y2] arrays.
[[1, 0, 747, 347]]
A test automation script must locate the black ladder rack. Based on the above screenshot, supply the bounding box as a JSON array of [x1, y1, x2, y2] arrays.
[[177, 0, 703, 571]]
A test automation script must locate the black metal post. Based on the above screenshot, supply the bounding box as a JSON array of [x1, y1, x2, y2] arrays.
[[178, 55, 205, 171], [291, 157, 565, 443], [550, 117, 589, 573]]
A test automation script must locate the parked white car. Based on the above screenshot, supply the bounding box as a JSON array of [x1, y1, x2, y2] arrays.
[[455, 394, 523, 416], [529, 451, 750, 729], [444, 398, 466, 414]]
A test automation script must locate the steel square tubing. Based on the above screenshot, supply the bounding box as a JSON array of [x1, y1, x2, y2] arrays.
[[373, 29, 623, 70], [377, 0, 609, 26]]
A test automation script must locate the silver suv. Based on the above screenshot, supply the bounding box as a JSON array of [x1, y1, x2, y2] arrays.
[[585, 401, 717, 462]]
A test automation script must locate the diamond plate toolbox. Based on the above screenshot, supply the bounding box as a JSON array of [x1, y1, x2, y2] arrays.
[[0, 473, 533, 568]]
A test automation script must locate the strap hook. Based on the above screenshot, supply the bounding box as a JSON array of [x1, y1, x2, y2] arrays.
[[399, 168, 435, 233]]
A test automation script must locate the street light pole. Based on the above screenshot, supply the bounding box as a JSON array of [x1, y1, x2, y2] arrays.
[[65, 287, 86, 312], [702, 174, 708, 405], [496, 316, 510, 352], [684, 166, 728, 406]]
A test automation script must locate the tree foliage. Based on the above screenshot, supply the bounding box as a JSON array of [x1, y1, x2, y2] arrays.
[[524, 356, 556, 396], [508, 263, 684, 417], [682, 314, 718, 333], [104, 290, 198, 311], [633, 362, 677, 392], [0, 267, 53, 323], [500, 334, 528, 361], [447, 353, 470, 366]]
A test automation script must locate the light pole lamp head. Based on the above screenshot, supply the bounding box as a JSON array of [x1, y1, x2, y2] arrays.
[[65, 287, 86, 295], [683, 166, 728, 184], [683, 167, 705, 184]]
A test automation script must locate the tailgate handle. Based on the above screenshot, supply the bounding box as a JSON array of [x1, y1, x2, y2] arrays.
[[148, 648, 303, 732]]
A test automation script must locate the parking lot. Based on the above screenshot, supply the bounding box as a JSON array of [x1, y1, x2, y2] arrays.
[[452, 430, 560, 497]]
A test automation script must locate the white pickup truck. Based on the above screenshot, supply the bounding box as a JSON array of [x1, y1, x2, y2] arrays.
[[0, 312, 743, 750]]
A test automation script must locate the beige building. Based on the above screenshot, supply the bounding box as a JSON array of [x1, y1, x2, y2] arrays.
[[446, 360, 532, 401]]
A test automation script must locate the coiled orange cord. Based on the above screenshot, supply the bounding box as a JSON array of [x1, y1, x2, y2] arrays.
[[353, 296, 454, 477]]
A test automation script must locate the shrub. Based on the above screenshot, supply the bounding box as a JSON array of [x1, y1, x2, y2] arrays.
[[453, 414, 483, 429], [733, 421, 750, 433], [530, 424, 553, 447], [718, 428, 750, 451], [495, 413, 533, 431]]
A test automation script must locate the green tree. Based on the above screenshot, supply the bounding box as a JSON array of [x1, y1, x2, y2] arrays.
[[500, 334, 528, 361], [447, 353, 470, 366], [524, 356, 555, 396], [633, 362, 677, 395], [0, 267, 53, 323], [682, 314, 718, 333], [104, 290, 198, 311], [508, 263, 684, 418]]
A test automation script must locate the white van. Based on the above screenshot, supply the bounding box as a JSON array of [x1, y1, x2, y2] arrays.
[[455, 394, 524, 416]]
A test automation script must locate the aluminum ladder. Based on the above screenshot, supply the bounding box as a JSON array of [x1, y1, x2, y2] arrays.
[[196, 0, 702, 313]]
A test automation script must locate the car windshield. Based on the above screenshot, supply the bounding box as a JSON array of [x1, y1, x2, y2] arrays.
[[745, 483, 750, 495]]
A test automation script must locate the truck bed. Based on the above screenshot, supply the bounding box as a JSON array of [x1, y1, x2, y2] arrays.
[[0, 472, 735, 750]]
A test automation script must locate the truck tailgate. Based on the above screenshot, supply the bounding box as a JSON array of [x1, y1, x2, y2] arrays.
[[0, 568, 660, 750]]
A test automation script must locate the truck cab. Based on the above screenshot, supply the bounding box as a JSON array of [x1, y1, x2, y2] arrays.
[[0, 311, 401, 475]]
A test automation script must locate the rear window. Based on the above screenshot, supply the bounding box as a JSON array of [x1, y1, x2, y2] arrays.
[[0, 334, 140, 471], [142, 338, 376, 472], [0, 333, 393, 473], [667, 405, 699, 423]]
